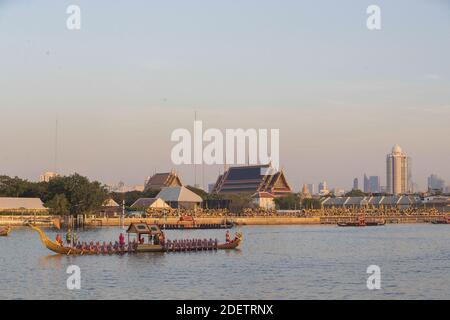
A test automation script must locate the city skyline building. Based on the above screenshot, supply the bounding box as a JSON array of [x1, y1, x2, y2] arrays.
[[318, 181, 329, 196], [386, 144, 410, 195], [353, 178, 359, 190], [428, 174, 446, 192], [39, 171, 59, 183], [307, 184, 316, 195], [364, 174, 381, 193]]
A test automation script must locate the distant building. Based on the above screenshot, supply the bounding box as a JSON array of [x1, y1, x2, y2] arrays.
[[106, 182, 144, 193], [322, 195, 421, 210], [307, 184, 316, 195], [212, 164, 292, 197], [407, 157, 413, 193], [144, 171, 182, 192], [364, 174, 380, 193], [428, 174, 446, 192], [353, 178, 359, 190], [39, 172, 59, 182], [332, 188, 346, 197], [318, 181, 329, 196], [99, 198, 121, 217], [208, 183, 216, 193], [386, 144, 410, 195], [0, 197, 48, 213], [301, 184, 312, 199], [252, 192, 276, 210]]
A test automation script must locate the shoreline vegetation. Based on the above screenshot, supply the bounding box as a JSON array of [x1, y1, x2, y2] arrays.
[[1, 173, 448, 227]]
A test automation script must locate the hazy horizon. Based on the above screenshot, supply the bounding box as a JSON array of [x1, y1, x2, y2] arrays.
[[1, 0, 449, 191]]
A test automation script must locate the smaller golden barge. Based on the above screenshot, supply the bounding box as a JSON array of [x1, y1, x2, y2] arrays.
[[28, 223, 242, 255]]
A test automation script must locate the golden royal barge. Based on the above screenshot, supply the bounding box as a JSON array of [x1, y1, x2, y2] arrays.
[[28, 222, 242, 255]]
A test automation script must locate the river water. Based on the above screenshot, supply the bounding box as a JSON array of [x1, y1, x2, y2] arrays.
[[0, 224, 449, 300]]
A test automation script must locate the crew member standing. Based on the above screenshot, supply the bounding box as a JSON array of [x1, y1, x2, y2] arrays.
[[226, 230, 231, 243]]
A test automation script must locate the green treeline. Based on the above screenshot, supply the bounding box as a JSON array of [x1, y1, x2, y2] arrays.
[[0, 174, 109, 216]]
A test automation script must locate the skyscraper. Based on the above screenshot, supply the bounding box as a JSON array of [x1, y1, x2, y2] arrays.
[[386, 144, 410, 195], [318, 181, 329, 195], [363, 174, 369, 193], [364, 174, 380, 193], [307, 184, 316, 195], [369, 176, 380, 193], [353, 178, 359, 190], [427, 174, 446, 192]]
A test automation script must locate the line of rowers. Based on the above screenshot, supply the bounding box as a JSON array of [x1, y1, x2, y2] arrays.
[[55, 231, 135, 253], [163, 230, 238, 251]]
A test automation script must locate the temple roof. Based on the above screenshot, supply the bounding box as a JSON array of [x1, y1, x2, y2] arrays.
[[144, 171, 182, 191], [212, 164, 292, 196]]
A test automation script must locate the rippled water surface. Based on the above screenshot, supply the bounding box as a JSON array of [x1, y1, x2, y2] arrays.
[[1, 224, 449, 299]]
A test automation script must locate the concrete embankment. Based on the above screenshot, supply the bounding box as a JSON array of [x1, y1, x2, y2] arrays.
[[81, 216, 320, 227], [1, 215, 444, 227]]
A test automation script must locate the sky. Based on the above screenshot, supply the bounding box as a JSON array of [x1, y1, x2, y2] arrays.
[[0, 0, 449, 191]]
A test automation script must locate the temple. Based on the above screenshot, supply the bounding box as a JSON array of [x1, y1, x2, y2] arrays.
[[211, 164, 292, 197], [144, 171, 182, 191]]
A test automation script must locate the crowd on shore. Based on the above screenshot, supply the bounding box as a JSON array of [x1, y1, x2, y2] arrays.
[[138, 207, 445, 218]]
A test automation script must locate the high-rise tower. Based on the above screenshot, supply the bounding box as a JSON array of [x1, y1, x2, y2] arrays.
[[386, 144, 409, 195]]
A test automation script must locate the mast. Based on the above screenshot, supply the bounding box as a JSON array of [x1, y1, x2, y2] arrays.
[[54, 115, 58, 173], [194, 110, 197, 188]]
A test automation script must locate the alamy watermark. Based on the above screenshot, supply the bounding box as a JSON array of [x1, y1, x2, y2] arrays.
[[66, 5, 81, 30], [171, 120, 280, 171], [366, 265, 381, 290], [366, 5, 381, 30], [66, 265, 81, 290]]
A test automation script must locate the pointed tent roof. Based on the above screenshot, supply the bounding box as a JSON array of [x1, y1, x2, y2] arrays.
[[156, 186, 203, 203], [103, 198, 120, 207], [130, 197, 170, 209]]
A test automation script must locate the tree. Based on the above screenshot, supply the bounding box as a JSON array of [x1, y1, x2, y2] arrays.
[[345, 189, 366, 197], [0, 176, 29, 197], [0, 173, 110, 216], [186, 185, 208, 200], [111, 188, 160, 207], [225, 193, 254, 213], [46, 174, 109, 216], [274, 193, 301, 210], [46, 194, 70, 216], [302, 198, 322, 209]]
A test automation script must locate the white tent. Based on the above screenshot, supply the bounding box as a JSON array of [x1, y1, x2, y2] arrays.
[[156, 186, 203, 209]]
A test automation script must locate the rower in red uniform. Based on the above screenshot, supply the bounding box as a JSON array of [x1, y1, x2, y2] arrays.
[[226, 230, 231, 243], [159, 232, 165, 246], [119, 233, 125, 247], [55, 234, 62, 246]]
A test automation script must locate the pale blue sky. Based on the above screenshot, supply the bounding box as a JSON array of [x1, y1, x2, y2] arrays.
[[0, 0, 449, 191]]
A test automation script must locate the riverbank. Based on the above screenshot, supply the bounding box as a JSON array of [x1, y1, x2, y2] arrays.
[[1, 214, 446, 227]]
